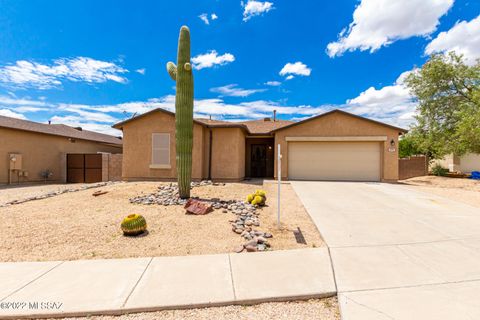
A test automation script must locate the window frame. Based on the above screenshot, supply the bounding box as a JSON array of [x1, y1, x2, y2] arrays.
[[150, 133, 171, 169]]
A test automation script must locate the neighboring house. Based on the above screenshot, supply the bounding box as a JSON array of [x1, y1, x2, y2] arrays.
[[0, 115, 122, 184], [432, 153, 480, 173], [113, 108, 406, 182]]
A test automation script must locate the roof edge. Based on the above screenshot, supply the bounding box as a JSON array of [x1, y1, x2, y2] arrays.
[[112, 107, 250, 132], [271, 109, 408, 134]]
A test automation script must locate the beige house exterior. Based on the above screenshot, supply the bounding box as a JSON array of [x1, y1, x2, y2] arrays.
[[0, 115, 122, 184], [432, 153, 480, 173], [114, 108, 406, 182]]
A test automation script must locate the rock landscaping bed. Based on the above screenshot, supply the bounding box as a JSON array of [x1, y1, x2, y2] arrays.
[[0, 180, 324, 262], [129, 181, 276, 252]]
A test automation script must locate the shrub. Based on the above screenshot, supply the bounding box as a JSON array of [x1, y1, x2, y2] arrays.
[[121, 214, 147, 236], [431, 164, 449, 176]]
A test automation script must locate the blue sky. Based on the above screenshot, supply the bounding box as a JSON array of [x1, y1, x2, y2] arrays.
[[0, 0, 478, 135]]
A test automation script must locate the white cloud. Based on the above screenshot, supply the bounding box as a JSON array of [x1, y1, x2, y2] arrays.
[[0, 95, 49, 107], [0, 109, 27, 119], [0, 57, 128, 89], [242, 0, 274, 21], [199, 13, 210, 25], [50, 115, 121, 136], [279, 62, 311, 78], [265, 81, 281, 86], [13, 106, 49, 113], [425, 15, 480, 65], [135, 68, 146, 75], [210, 84, 266, 97], [344, 71, 416, 127], [58, 104, 119, 123], [285, 75, 294, 80], [326, 0, 454, 57], [199, 13, 218, 25], [192, 50, 235, 70]]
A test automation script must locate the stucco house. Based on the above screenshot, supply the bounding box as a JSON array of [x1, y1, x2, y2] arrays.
[[113, 108, 406, 182], [432, 153, 480, 173], [0, 115, 122, 184]]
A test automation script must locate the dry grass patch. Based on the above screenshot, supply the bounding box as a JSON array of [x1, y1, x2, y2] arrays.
[[0, 180, 323, 262], [401, 175, 480, 208], [51, 297, 340, 320]]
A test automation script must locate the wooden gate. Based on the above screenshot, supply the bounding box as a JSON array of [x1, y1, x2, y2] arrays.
[[67, 154, 103, 183]]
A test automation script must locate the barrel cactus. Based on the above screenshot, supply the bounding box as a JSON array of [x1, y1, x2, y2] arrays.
[[121, 214, 147, 236], [246, 190, 267, 206], [166, 26, 194, 199]]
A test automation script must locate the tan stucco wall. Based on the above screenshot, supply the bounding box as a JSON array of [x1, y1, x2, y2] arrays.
[[121, 112, 205, 180], [121, 113, 246, 181], [459, 153, 480, 173], [0, 127, 121, 184], [210, 128, 245, 181], [274, 112, 401, 181], [431, 154, 457, 172], [431, 153, 480, 173]]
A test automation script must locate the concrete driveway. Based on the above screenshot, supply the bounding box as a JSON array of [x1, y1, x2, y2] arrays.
[[292, 181, 480, 320]]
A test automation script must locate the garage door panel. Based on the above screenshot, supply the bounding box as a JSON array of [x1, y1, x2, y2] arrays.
[[288, 142, 381, 181]]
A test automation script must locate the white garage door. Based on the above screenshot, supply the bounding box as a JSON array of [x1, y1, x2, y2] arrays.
[[288, 141, 381, 181]]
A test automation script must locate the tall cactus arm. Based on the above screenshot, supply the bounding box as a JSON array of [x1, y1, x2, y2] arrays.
[[167, 61, 177, 80]]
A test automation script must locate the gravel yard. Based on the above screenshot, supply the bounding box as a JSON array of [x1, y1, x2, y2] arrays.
[[0, 180, 323, 262], [0, 182, 102, 206], [52, 298, 340, 320], [401, 175, 480, 208]]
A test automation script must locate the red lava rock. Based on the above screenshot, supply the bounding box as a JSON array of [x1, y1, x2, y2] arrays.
[[92, 190, 108, 197], [234, 245, 245, 253], [184, 199, 213, 215]]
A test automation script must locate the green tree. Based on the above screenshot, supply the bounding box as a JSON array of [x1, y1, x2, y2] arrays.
[[405, 52, 480, 159], [398, 133, 422, 158]]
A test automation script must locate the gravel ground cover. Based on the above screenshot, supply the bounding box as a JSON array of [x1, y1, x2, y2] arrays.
[[0, 182, 108, 206], [51, 297, 340, 320], [0, 180, 323, 262], [401, 175, 480, 208]]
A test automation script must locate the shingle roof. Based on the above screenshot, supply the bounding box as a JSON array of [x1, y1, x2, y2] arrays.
[[238, 119, 294, 135], [0, 115, 123, 145]]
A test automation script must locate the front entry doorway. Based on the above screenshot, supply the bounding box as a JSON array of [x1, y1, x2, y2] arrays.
[[251, 144, 267, 177], [246, 138, 274, 178]]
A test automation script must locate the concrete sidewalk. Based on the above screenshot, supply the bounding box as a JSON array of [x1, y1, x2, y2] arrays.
[[292, 181, 480, 320], [0, 248, 336, 319]]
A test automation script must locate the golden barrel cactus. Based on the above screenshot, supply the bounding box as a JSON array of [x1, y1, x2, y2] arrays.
[[246, 189, 267, 206], [121, 214, 147, 236]]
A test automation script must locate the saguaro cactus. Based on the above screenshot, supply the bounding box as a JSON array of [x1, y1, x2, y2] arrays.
[[167, 26, 194, 199]]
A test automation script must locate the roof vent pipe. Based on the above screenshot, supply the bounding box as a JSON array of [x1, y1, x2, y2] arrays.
[[273, 110, 277, 122]]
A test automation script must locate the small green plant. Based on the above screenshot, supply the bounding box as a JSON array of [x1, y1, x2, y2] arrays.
[[121, 214, 147, 236], [431, 164, 449, 176]]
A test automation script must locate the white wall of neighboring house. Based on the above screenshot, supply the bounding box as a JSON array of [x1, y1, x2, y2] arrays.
[[459, 153, 480, 173], [432, 153, 480, 173]]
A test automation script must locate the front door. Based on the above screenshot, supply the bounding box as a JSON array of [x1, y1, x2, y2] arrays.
[[251, 144, 267, 177]]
